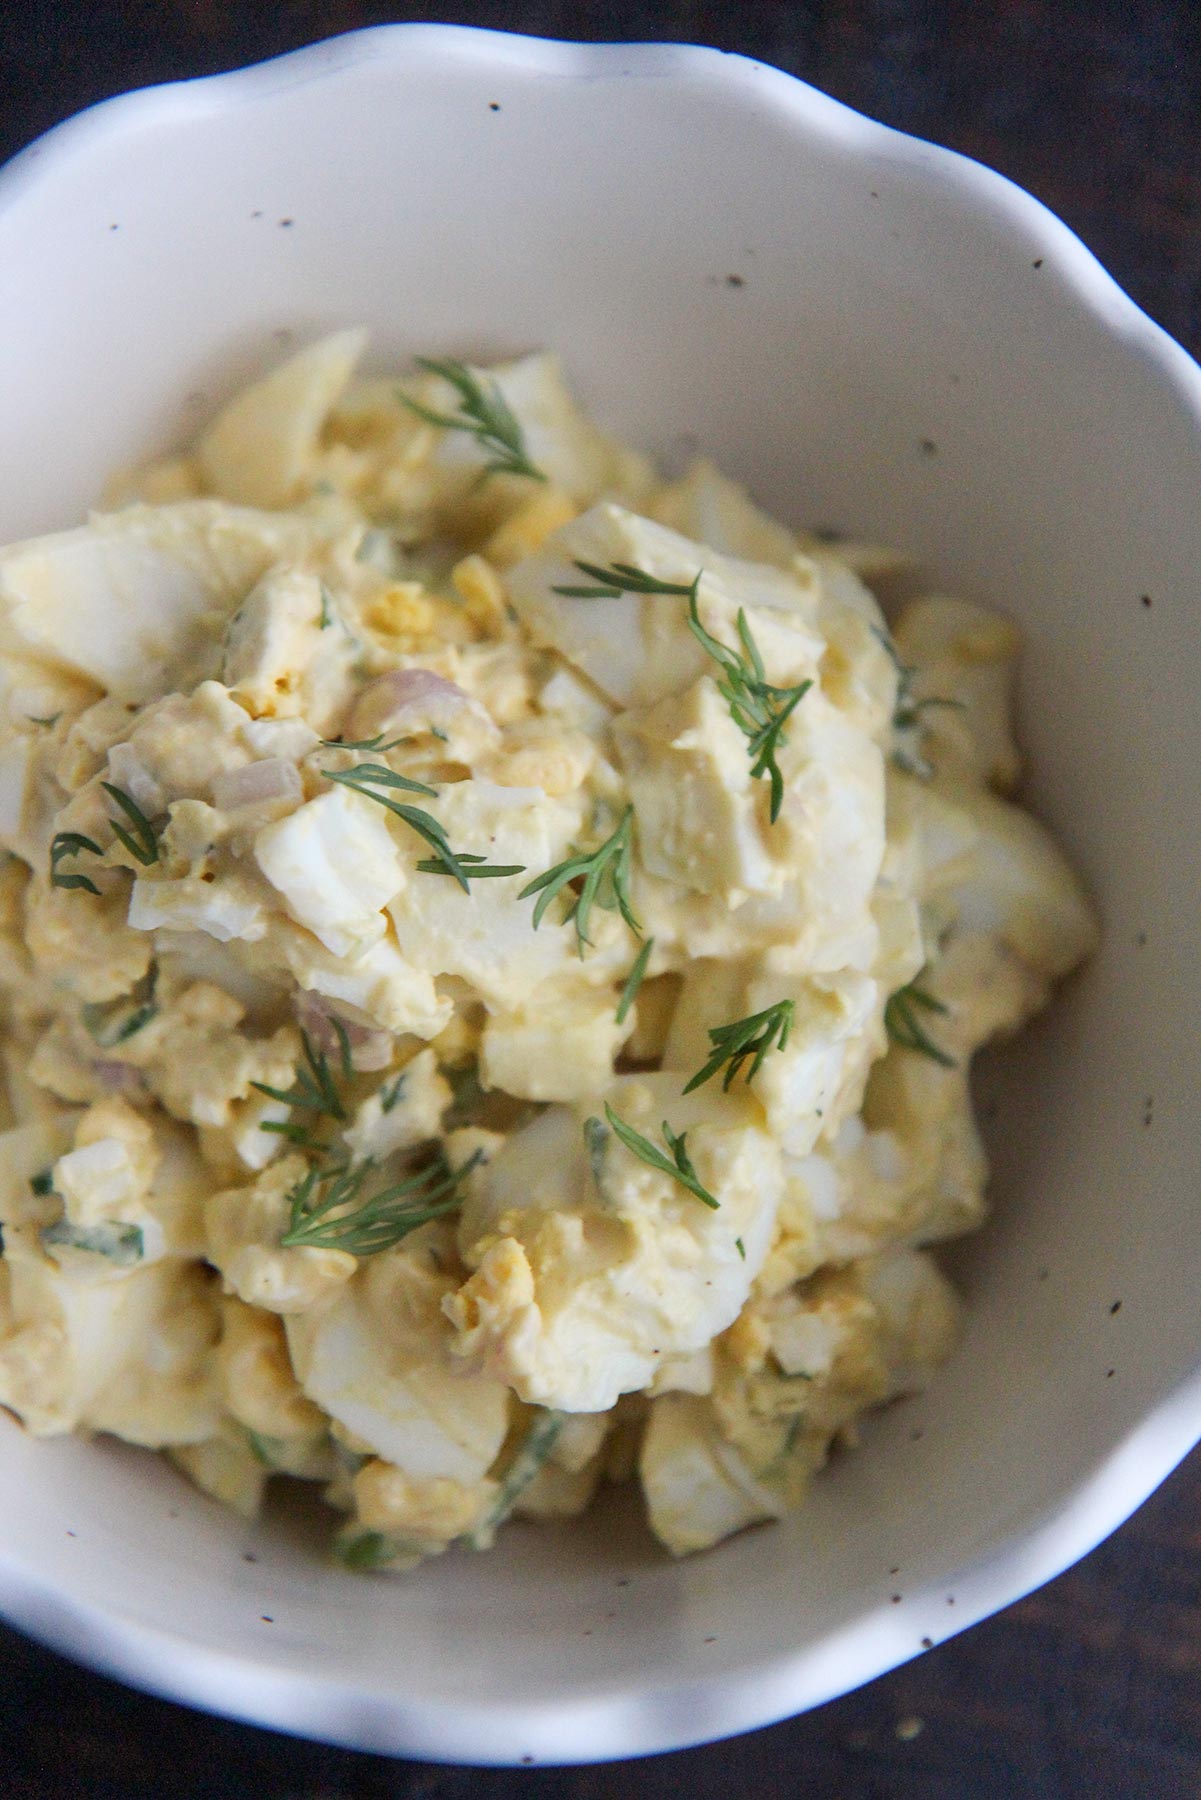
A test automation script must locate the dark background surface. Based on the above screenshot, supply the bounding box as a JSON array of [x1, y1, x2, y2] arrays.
[[2, 3, 1200, 1796]]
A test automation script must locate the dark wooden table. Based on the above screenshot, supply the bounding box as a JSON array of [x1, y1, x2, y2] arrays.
[[3, 4, 1200, 1795]]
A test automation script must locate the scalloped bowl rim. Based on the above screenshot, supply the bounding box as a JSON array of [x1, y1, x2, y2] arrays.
[[1, 23, 1200, 1766]]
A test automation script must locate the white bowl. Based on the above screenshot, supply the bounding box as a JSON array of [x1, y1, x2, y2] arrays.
[[0, 24, 1198, 1768]]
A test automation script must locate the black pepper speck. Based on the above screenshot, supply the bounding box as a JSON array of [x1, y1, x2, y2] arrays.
[[1110, 1300, 1122, 1315], [921, 1636, 934, 1650], [920, 437, 938, 456], [1033, 257, 1044, 269], [279, 218, 294, 228], [726, 273, 745, 287], [1141, 593, 1152, 608], [489, 102, 501, 111]]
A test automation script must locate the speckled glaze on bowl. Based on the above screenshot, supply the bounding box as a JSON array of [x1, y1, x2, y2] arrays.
[[0, 25, 1198, 1768]]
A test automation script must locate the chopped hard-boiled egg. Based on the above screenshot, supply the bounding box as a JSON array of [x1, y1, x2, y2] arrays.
[[0, 334, 1096, 1572]]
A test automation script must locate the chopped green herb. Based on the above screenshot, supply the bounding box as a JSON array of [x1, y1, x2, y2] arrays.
[[735, 1235, 746, 1260], [551, 561, 698, 601], [318, 582, 335, 629], [519, 805, 640, 956], [402, 357, 546, 483], [258, 1119, 332, 1155], [415, 851, 527, 881], [252, 1028, 348, 1123], [50, 831, 103, 895], [244, 1429, 277, 1469], [321, 762, 476, 890], [553, 561, 811, 820], [323, 760, 436, 800], [602, 1103, 719, 1210], [81, 998, 158, 1049], [583, 1115, 610, 1193], [29, 1169, 54, 1198], [884, 977, 955, 1067], [101, 783, 159, 867], [443, 1060, 484, 1129], [463, 1410, 565, 1549], [27, 713, 61, 728], [318, 732, 407, 753], [333, 1528, 419, 1572], [280, 1150, 483, 1256], [872, 626, 964, 779], [683, 998, 794, 1095], [685, 585, 811, 823], [41, 1218, 144, 1266], [378, 1073, 407, 1115], [615, 936, 654, 1025], [430, 726, 450, 743]]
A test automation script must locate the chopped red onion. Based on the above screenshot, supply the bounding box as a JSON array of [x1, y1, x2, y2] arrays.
[[294, 994, 393, 1071], [93, 1061, 146, 1095], [212, 759, 302, 813], [347, 669, 476, 742]]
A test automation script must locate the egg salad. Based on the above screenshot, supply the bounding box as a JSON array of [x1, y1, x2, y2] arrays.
[[0, 335, 1097, 1568]]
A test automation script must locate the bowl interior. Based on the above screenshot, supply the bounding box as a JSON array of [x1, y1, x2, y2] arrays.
[[0, 28, 1198, 1763]]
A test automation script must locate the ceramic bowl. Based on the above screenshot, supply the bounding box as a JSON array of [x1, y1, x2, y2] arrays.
[[0, 25, 1198, 1767]]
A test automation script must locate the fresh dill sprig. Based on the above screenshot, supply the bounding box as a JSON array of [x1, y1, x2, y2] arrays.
[[319, 733, 406, 753], [600, 1102, 720, 1210], [685, 586, 812, 823], [615, 937, 654, 1026], [101, 783, 160, 867], [252, 1028, 349, 1139], [402, 357, 546, 484], [318, 583, 335, 630], [321, 762, 473, 890], [414, 851, 527, 880], [683, 998, 794, 1094], [49, 831, 103, 895], [551, 561, 698, 601], [872, 626, 964, 779], [49, 786, 161, 893], [279, 1149, 483, 1256], [884, 977, 955, 1067], [519, 805, 640, 956], [552, 561, 811, 821], [27, 712, 61, 728]]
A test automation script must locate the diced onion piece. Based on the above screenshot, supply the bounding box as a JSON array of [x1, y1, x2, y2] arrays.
[[212, 758, 302, 814]]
